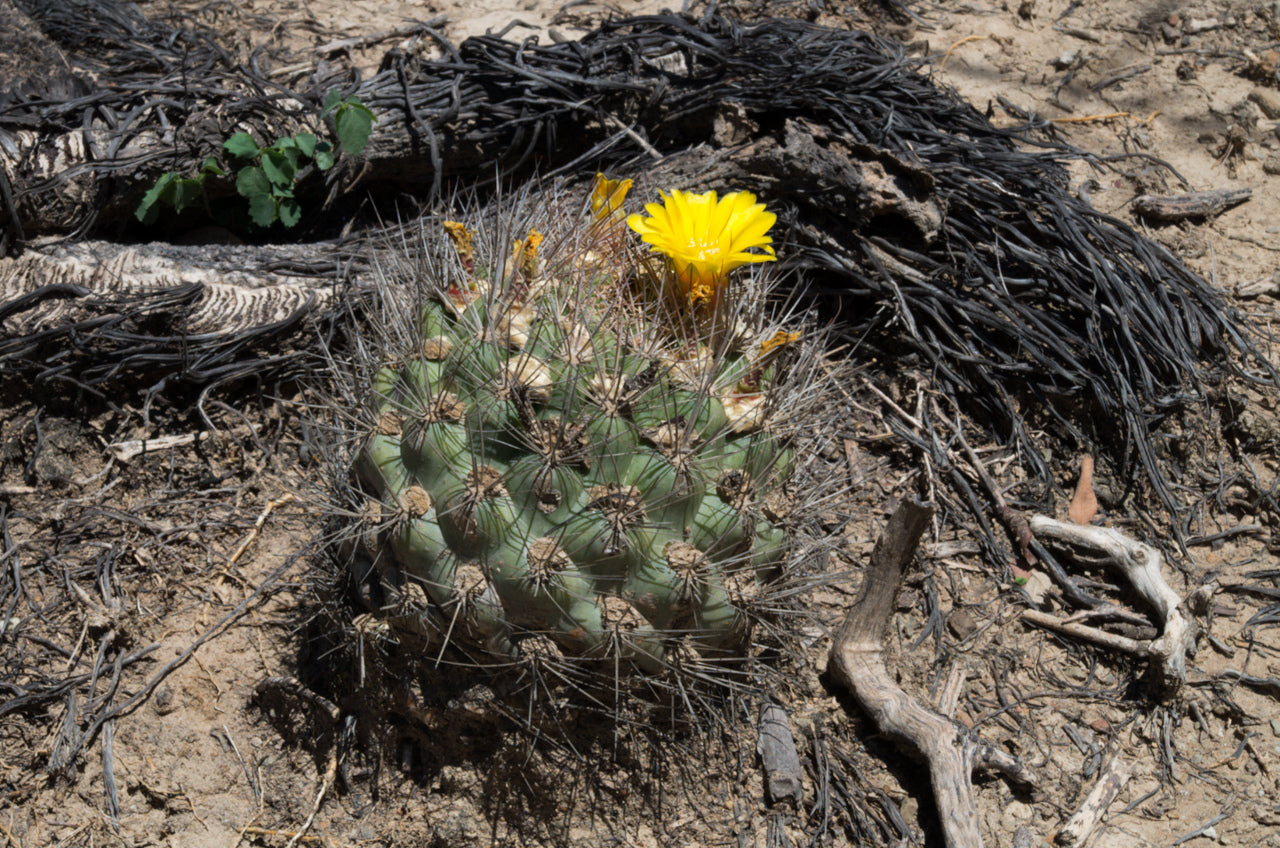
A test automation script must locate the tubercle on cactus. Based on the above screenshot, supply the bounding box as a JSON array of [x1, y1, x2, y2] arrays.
[[336, 176, 840, 681]]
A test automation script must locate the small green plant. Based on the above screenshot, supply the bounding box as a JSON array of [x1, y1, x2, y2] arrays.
[[135, 91, 376, 228], [134, 157, 227, 224], [320, 89, 376, 158], [224, 130, 329, 228]]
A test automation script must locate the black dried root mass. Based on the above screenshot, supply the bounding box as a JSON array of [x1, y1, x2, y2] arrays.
[[0, 0, 1271, 530]]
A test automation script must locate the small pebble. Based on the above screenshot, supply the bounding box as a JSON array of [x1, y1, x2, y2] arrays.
[[1049, 50, 1078, 70], [1269, 718, 1280, 737], [948, 608, 978, 640], [1250, 89, 1280, 120]]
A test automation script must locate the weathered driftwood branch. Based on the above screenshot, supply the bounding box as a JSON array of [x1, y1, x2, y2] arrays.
[[828, 499, 1033, 848], [0, 239, 347, 392], [1055, 755, 1132, 847], [1027, 515, 1212, 698], [0, 241, 340, 335]]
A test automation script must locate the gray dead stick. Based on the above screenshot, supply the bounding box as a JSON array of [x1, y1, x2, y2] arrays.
[[757, 701, 804, 807], [827, 499, 1032, 848], [1132, 188, 1251, 222], [1028, 516, 1212, 698], [1055, 755, 1132, 847]]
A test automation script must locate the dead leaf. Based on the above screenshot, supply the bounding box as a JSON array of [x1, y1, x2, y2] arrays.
[[1068, 454, 1097, 525]]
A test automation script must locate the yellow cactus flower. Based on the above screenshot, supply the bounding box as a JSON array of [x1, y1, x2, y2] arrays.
[[511, 229, 543, 280], [590, 173, 633, 221], [443, 221, 476, 271], [759, 330, 800, 356], [627, 189, 776, 309]]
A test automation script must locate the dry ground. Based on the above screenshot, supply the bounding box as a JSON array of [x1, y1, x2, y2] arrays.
[[3, 1, 1280, 847]]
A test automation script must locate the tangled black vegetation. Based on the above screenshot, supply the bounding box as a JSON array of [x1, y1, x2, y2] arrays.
[[1, 0, 1273, 547]]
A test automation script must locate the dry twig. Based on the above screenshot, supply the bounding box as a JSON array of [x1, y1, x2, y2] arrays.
[[828, 499, 1033, 848], [285, 749, 340, 848], [941, 35, 989, 68], [1132, 188, 1252, 222], [1050, 111, 1131, 124], [230, 494, 298, 565], [1056, 755, 1132, 847]]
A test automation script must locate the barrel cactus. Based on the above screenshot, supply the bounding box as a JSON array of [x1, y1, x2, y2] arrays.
[[339, 177, 832, 680]]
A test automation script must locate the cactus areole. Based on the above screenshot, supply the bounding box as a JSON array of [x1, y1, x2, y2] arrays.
[[351, 178, 806, 673]]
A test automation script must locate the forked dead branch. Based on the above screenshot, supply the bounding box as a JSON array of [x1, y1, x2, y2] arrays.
[[1024, 515, 1214, 699], [828, 499, 1034, 848]]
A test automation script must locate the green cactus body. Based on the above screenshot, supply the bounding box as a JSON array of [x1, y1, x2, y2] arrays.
[[691, 495, 751, 560], [357, 431, 411, 496], [391, 509, 452, 604], [349, 209, 808, 673], [624, 449, 706, 535], [503, 455, 587, 533], [750, 523, 789, 573]]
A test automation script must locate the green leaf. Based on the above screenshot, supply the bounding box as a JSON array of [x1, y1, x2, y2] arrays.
[[293, 132, 317, 158], [235, 164, 271, 199], [314, 143, 335, 171], [248, 193, 278, 228], [278, 198, 302, 228], [275, 136, 298, 150], [170, 177, 204, 213], [335, 105, 374, 156], [320, 88, 343, 117], [201, 156, 226, 176], [137, 203, 160, 225], [224, 132, 260, 159], [259, 150, 295, 187], [157, 177, 180, 205], [135, 172, 176, 222]]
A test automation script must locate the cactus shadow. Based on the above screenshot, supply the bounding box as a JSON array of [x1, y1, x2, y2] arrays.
[[261, 564, 755, 845]]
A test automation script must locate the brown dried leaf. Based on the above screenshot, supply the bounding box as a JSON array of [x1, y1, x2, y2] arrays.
[[1068, 454, 1098, 525]]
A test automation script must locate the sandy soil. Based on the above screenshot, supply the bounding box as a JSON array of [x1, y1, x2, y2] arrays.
[[4, 1, 1280, 847]]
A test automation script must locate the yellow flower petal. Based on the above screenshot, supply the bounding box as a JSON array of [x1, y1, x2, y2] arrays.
[[760, 330, 800, 356], [627, 188, 776, 309], [443, 220, 476, 268], [590, 173, 633, 220], [511, 229, 543, 280]]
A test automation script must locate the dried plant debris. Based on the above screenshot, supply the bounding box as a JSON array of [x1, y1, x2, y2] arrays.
[[0, 396, 308, 824]]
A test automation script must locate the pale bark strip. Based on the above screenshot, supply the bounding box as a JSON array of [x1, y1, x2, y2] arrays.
[[1019, 610, 1150, 657], [828, 498, 1031, 848], [757, 701, 804, 807], [1055, 756, 1132, 848]]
